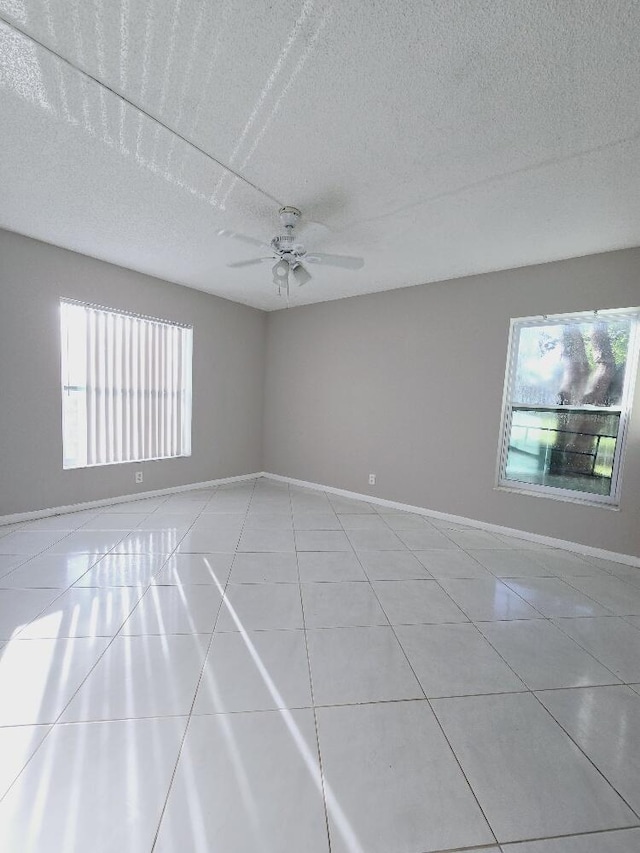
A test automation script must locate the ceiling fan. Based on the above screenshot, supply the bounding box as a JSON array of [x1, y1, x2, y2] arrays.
[[218, 207, 364, 296]]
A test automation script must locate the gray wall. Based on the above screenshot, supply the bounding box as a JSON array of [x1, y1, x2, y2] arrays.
[[264, 249, 640, 558], [3, 228, 639, 557], [0, 230, 266, 515]]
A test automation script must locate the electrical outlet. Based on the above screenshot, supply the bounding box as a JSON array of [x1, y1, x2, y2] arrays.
[[135, 471, 143, 484], [368, 473, 376, 485]]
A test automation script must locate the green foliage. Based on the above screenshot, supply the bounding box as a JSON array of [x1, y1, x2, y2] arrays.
[[581, 321, 629, 369]]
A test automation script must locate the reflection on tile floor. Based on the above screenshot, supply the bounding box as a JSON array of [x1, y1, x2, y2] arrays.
[[0, 476, 639, 851]]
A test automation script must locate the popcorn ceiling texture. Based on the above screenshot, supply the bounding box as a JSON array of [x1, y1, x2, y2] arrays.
[[1, 0, 639, 310]]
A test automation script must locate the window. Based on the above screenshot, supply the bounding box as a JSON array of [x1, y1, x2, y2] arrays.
[[497, 307, 639, 505], [60, 299, 192, 469]]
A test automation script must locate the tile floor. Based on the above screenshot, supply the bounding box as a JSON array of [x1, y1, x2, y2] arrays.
[[0, 477, 639, 852]]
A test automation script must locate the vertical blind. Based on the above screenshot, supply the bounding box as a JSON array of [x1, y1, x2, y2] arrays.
[[60, 299, 193, 469]]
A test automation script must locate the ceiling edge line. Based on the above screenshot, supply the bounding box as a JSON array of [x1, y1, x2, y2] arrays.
[[0, 224, 268, 311], [0, 13, 285, 208]]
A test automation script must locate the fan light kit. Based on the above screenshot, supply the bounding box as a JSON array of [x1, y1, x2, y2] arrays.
[[218, 207, 364, 298]]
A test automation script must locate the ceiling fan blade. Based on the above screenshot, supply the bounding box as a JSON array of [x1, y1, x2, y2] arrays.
[[291, 263, 312, 287], [227, 257, 272, 269], [217, 228, 271, 250], [304, 252, 364, 270]]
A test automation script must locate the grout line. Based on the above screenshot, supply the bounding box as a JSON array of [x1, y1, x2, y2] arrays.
[[292, 485, 334, 853], [0, 489, 204, 803], [149, 477, 258, 851], [425, 538, 640, 825], [558, 571, 638, 614], [2, 477, 640, 847], [0, 473, 261, 527], [338, 509, 640, 843], [532, 686, 640, 824], [0, 494, 185, 799], [1, 683, 640, 729], [449, 540, 633, 688], [330, 512, 498, 844], [264, 473, 640, 567], [375, 515, 549, 624], [498, 825, 640, 849], [341, 522, 501, 848], [546, 615, 639, 680]]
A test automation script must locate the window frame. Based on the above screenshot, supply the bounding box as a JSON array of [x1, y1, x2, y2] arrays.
[[60, 298, 193, 470], [495, 307, 640, 508]]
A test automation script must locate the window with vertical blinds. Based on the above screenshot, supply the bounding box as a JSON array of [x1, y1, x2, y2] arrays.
[[60, 299, 193, 469]]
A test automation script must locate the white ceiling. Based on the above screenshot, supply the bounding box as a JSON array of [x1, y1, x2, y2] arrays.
[[1, 1, 640, 311]]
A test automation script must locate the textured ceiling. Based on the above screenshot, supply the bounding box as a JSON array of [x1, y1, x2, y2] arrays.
[[1, 1, 640, 311]]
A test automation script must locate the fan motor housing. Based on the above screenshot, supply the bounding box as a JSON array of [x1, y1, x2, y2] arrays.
[[272, 232, 305, 260], [279, 206, 301, 229]]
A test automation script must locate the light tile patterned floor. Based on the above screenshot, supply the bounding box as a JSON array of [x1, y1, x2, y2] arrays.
[[0, 477, 639, 852]]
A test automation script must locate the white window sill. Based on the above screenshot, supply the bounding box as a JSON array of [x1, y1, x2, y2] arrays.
[[494, 483, 620, 510]]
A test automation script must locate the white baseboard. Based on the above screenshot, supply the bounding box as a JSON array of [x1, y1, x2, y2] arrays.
[[0, 472, 262, 526], [262, 472, 640, 568], [2, 469, 638, 569]]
